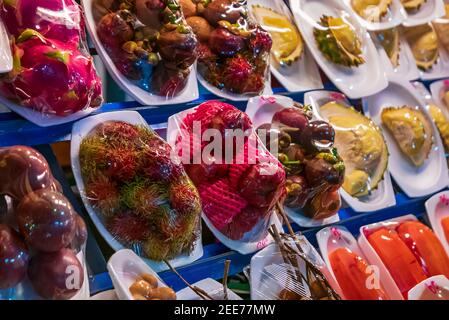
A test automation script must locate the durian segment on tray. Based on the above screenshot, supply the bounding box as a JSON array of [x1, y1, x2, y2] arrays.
[[375, 27, 401, 67], [320, 101, 389, 198], [313, 15, 365, 67], [403, 23, 439, 71], [381, 106, 433, 167], [351, 0, 393, 22], [433, 4, 449, 54]]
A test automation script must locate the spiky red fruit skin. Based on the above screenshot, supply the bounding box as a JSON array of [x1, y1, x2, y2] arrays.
[[1, 35, 102, 116], [169, 181, 202, 216], [85, 176, 121, 217], [250, 27, 273, 55], [0, 0, 84, 45], [222, 56, 252, 92], [107, 212, 151, 245], [103, 147, 138, 182], [97, 121, 141, 141]]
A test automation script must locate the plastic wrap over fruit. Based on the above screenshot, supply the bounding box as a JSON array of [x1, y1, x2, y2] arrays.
[[78, 120, 202, 262], [256, 103, 345, 221], [0, 146, 88, 300], [179, 0, 272, 96], [250, 232, 341, 300], [167, 100, 286, 250], [93, 0, 197, 97], [0, 0, 103, 117]]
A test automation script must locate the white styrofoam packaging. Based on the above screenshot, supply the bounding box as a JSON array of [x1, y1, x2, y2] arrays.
[[362, 76, 448, 197], [81, 0, 199, 106], [250, 236, 343, 300], [425, 191, 449, 257], [305, 90, 396, 212], [70, 111, 203, 272], [357, 214, 421, 300], [166, 105, 283, 255], [342, 0, 406, 31], [316, 226, 402, 300], [289, 0, 388, 99], [247, 0, 323, 93], [402, 0, 446, 27], [408, 275, 449, 300], [245, 95, 341, 227]]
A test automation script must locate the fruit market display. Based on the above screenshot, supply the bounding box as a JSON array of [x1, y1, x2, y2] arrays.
[[366, 220, 449, 298], [0, 146, 87, 300], [375, 28, 400, 68], [0, 0, 103, 116], [329, 247, 389, 300], [313, 15, 365, 68], [403, 24, 439, 71], [350, 0, 393, 22], [174, 101, 286, 241], [180, 0, 272, 95], [78, 121, 202, 261], [320, 101, 388, 198], [256, 104, 345, 220], [381, 106, 433, 167], [94, 0, 197, 97], [250, 5, 303, 67]]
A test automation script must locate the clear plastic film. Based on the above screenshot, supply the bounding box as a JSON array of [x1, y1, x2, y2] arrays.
[[166, 101, 286, 252], [0, 146, 88, 300], [0, 0, 103, 118], [250, 232, 341, 300], [93, 0, 197, 97], [317, 97, 388, 199], [78, 119, 202, 263], [253, 99, 344, 221], [433, 3, 449, 54], [178, 0, 272, 96]]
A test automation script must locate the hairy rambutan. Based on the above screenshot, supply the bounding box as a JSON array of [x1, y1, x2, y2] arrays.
[[107, 212, 151, 245], [222, 56, 252, 92], [143, 232, 171, 261], [103, 147, 138, 182], [169, 180, 201, 216], [79, 135, 110, 181], [122, 179, 168, 218], [98, 121, 141, 142], [250, 27, 273, 55], [85, 175, 121, 217]]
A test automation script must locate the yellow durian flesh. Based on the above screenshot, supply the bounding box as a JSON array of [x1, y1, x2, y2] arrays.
[[403, 24, 439, 70], [351, 0, 392, 22], [328, 17, 362, 55], [375, 28, 400, 67], [401, 0, 427, 11], [251, 5, 303, 66], [428, 104, 449, 151], [320, 101, 388, 197], [381, 106, 433, 167]]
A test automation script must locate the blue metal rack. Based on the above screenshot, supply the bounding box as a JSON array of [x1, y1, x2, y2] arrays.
[[0, 79, 446, 297]]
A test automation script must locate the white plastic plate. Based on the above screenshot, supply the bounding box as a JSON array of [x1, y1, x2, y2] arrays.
[[425, 191, 449, 257], [247, 0, 323, 92], [408, 275, 449, 300], [176, 278, 242, 300], [402, 0, 446, 27], [71, 111, 203, 272], [316, 226, 402, 300], [305, 90, 396, 212], [342, 0, 407, 31], [362, 76, 448, 197], [0, 19, 12, 73], [430, 79, 449, 114], [81, 0, 199, 105], [289, 0, 388, 99], [245, 95, 342, 226]]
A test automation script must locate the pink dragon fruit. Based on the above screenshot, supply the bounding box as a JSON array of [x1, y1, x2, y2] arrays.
[[0, 0, 84, 45], [0, 29, 102, 116]]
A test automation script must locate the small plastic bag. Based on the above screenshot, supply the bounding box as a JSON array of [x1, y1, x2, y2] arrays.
[[250, 230, 341, 300], [0, 146, 89, 300], [0, 0, 103, 122], [167, 100, 286, 254], [93, 0, 197, 98], [72, 111, 203, 271], [179, 0, 272, 98]]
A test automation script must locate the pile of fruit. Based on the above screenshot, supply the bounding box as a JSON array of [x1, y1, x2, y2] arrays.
[[257, 103, 345, 220], [0, 0, 103, 116], [79, 121, 202, 260], [179, 0, 272, 94], [0, 146, 87, 300], [94, 0, 197, 96], [175, 101, 286, 241]]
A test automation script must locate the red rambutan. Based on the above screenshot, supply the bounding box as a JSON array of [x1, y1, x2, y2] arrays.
[[107, 212, 151, 245], [85, 175, 122, 217], [104, 147, 138, 182], [169, 180, 201, 216], [222, 56, 252, 92]]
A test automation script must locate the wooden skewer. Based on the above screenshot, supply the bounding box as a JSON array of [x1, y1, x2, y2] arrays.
[[164, 260, 214, 300], [222, 260, 231, 300]]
